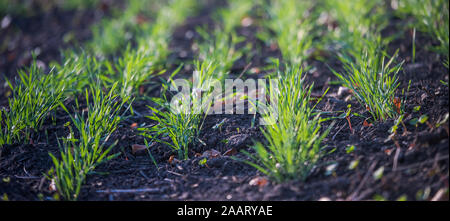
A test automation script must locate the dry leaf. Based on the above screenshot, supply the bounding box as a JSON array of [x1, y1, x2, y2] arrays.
[[131, 144, 147, 155], [363, 120, 373, 127], [346, 116, 354, 134], [249, 177, 268, 187], [168, 155, 175, 164], [393, 97, 402, 114], [384, 148, 393, 156], [168, 156, 181, 164], [250, 67, 261, 74], [223, 148, 238, 156]]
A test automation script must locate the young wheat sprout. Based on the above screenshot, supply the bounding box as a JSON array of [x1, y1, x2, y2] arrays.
[[48, 83, 130, 200], [333, 51, 404, 121], [1, 60, 65, 145], [266, 0, 314, 65], [243, 64, 330, 182], [140, 0, 254, 160], [327, 0, 406, 121]]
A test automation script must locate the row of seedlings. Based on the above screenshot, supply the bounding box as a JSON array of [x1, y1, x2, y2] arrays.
[[46, 0, 200, 200], [140, 0, 255, 160], [243, 0, 331, 182], [326, 0, 407, 122]]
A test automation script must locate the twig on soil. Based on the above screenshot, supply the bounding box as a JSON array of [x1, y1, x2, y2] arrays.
[[392, 146, 401, 171], [38, 177, 46, 191], [164, 178, 174, 182], [14, 175, 40, 179], [332, 120, 346, 140], [346, 116, 354, 134], [352, 183, 383, 201], [236, 62, 252, 80], [139, 170, 150, 179], [96, 188, 160, 194], [394, 154, 449, 172], [347, 160, 377, 201], [100, 167, 154, 174], [167, 170, 183, 176]]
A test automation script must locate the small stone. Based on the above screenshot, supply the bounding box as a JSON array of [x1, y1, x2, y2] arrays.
[[185, 30, 194, 39], [337, 86, 351, 98], [1, 15, 11, 29], [241, 17, 253, 27]]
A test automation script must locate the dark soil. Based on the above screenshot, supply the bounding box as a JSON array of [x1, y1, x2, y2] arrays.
[[0, 1, 448, 201]]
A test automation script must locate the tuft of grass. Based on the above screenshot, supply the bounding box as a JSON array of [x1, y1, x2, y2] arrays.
[[332, 51, 405, 121], [0, 60, 65, 146], [53, 50, 107, 97], [89, 0, 163, 57], [196, 27, 246, 80], [325, 0, 390, 61], [326, 0, 407, 122], [264, 0, 315, 65], [140, 0, 255, 160], [99, 0, 199, 98], [241, 0, 330, 182], [396, 0, 449, 65], [218, 0, 254, 34], [197, 0, 253, 80], [47, 83, 130, 200], [242, 64, 331, 182], [113, 45, 164, 98], [139, 63, 214, 160]]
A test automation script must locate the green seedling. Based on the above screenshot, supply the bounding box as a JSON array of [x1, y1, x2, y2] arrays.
[[409, 114, 429, 127], [326, 0, 389, 60], [89, 0, 164, 57], [264, 0, 314, 65], [241, 65, 332, 182], [94, 0, 198, 97], [396, 0, 449, 65], [348, 160, 359, 170], [1, 60, 66, 145], [144, 138, 158, 168], [199, 158, 207, 166], [346, 145, 356, 154], [139, 64, 212, 160], [47, 83, 130, 201], [332, 51, 404, 121], [373, 166, 384, 180]]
